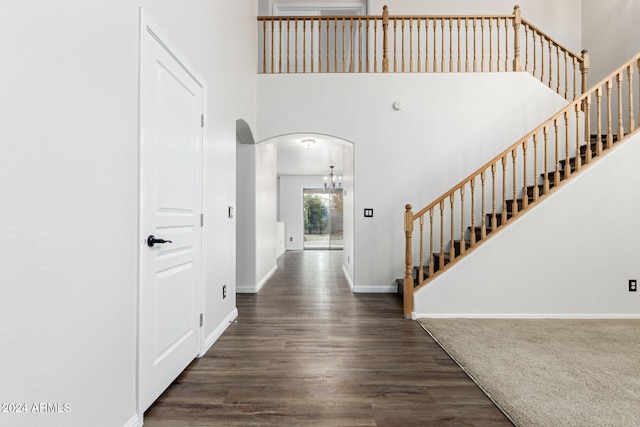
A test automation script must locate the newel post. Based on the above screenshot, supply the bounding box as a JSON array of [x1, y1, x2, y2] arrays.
[[512, 5, 522, 71], [403, 204, 414, 318], [581, 49, 590, 95], [382, 5, 389, 73]]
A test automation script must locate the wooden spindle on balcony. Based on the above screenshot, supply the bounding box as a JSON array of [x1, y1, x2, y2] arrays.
[[581, 50, 590, 95], [286, 19, 291, 73], [457, 18, 462, 72], [543, 125, 550, 193], [473, 18, 478, 72], [465, 18, 469, 72], [628, 65, 635, 132], [496, 18, 501, 72], [270, 20, 275, 73], [481, 170, 487, 240], [441, 19, 445, 72], [606, 79, 613, 149], [564, 51, 568, 99], [358, 19, 363, 72], [513, 5, 521, 71], [392, 18, 398, 72], [302, 20, 306, 72], [488, 18, 494, 72], [294, 20, 299, 73], [417, 18, 422, 72], [470, 177, 476, 246], [262, 20, 267, 73], [504, 18, 509, 72], [433, 18, 438, 72], [547, 40, 553, 88], [428, 209, 434, 277], [403, 204, 413, 318], [341, 18, 346, 72], [400, 19, 405, 72], [374, 18, 378, 72], [382, 6, 389, 72], [278, 20, 283, 73], [409, 18, 413, 72]]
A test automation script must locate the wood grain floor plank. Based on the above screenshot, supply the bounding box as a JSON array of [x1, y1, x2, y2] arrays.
[[143, 250, 512, 426]]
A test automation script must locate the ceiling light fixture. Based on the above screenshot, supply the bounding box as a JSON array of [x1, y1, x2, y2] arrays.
[[301, 138, 315, 150], [324, 165, 342, 191]]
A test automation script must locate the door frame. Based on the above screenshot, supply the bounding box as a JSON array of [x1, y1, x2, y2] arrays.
[[137, 8, 208, 418]]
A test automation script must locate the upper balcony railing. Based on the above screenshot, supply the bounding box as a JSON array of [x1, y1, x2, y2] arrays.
[[258, 5, 589, 100]]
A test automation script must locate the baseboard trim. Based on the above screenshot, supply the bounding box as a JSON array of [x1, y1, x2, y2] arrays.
[[342, 265, 354, 291], [201, 307, 239, 356], [352, 285, 397, 293], [236, 264, 278, 293], [123, 413, 141, 427], [412, 313, 640, 320]]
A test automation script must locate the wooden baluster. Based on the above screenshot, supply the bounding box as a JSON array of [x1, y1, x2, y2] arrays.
[[473, 18, 478, 72], [358, 19, 363, 72], [533, 134, 539, 200], [564, 112, 570, 180], [481, 170, 487, 240], [262, 20, 267, 73], [460, 187, 465, 255], [342, 18, 346, 73], [425, 18, 430, 72], [629, 65, 635, 132], [496, 18, 501, 72], [449, 195, 455, 261], [532, 31, 537, 78], [401, 19, 405, 72], [409, 18, 414, 73], [554, 118, 560, 186], [441, 19, 445, 72], [457, 18, 461, 72], [513, 5, 521, 71], [540, 35, 545, 85], [287, 19, 291, 73], [511, 150, 518, 216], [302, 20, 306, 72], [556, 46, 561, 94], [596, 86, 603, 156], [489, 18, 493, 72], [393, 18, 398, 72], [350, 18, 355, 72], [573, 57, 577, 100], [606, 79, 613, 149], [271, 20, 275, 73], [543, 125, 550, 193], [522, 141, 528, 210], [564, 51, 569, 99], [574, 104, 581, 172], [470, 177, 476, 247], [617, 72, 624, 139], [548, 39, 553, 88], [278, 20, 283, 73], [366, 19, 371, 73], [295, 20, 299, 73], [465, 18, 469, 72], [434, 18, 438, 72], [374, 18, 378, 73], [428, 209, 434, 277], [491, 164, 497, 231], [501, 156, 507, 225], [524, 25, 529, 72], [325, 19, 330, 73], [504, 18, 509, 72], [581, 50, 590, 96], [418, 215, 424, 285], [638, 59, 640, 127], [417, 18, 421, 73], [403, 204, 413, 318], [584, 94, 592, 165], [311, 19, 315, 73], [439, 200, 445, 270], [382, 6, 389, 72], [481, 18, 486, 72]]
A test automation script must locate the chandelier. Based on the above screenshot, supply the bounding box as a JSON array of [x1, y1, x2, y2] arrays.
[[324, 166, 342, 191]]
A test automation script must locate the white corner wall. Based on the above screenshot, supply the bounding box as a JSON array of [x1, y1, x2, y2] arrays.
[[414, 132, 640, 318], [258, 73, 567, 292], [0, 1, 257, 426], [582, 0, 640, 84]]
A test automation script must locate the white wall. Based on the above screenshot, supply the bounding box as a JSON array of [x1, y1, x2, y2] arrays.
[[0, 1, 256, 426], [582, 0, 640, 84], [414, 132, 640, 318], [258, 73, 567, 292]]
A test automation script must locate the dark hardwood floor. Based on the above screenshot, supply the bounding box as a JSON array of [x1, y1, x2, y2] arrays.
[[144, 250, 512, 426]]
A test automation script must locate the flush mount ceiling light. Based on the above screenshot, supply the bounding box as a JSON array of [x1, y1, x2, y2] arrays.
[[301, 138, 315, 150], [324, 165, 342, 192]]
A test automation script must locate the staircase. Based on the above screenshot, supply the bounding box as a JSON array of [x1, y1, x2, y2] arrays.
[[399, 52, 640, 318]]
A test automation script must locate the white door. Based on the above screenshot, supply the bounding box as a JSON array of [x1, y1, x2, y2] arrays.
[[139, 18, 204, 412]]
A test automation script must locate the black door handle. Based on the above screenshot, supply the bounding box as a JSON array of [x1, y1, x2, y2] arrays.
[[147, 235, 173, 247]]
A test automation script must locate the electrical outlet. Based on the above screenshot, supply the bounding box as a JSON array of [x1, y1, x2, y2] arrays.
[[630, 279, 637, 292], [223, 284, 227, 298]]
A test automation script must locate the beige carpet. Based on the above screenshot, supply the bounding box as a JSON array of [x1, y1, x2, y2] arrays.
[[418, 318, 640, 427]]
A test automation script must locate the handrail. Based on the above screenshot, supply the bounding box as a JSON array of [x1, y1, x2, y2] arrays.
[[258, 5, 588, 100], [402, 52, 640, 317]]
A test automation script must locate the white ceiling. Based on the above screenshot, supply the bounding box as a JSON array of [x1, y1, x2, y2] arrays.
[[265, 133, 351, 177]]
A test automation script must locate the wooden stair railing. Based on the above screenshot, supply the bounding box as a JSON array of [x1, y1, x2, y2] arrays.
[[258, 5, 588, 100], [401, 52, 640, 318]]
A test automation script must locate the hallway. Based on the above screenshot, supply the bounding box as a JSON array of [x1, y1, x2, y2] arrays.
[[143, 251, 511, 426]]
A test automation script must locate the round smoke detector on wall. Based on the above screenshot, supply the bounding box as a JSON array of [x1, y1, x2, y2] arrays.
[[393, 101, 402, 110]]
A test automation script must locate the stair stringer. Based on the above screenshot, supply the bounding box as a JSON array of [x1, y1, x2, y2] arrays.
[[412, 131, 640, 319]]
